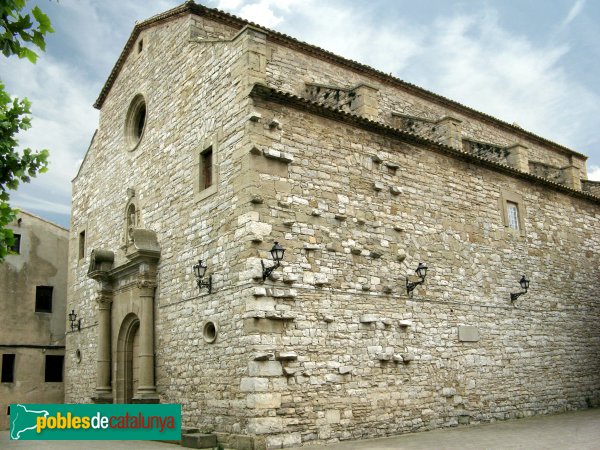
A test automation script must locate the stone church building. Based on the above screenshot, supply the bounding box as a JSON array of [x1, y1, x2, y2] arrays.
[[66, 2, 600, 448]]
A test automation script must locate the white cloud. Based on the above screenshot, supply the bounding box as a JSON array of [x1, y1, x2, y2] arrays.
[[12, 192, 72, 216], [0, 52, 99, 214], [411, 10, 600, 151], [215, 0, 305, 28], [561, 0, 586, 28], [588, 165, 600, 181], [411, 13, 599, 145], [56, 0, 180, 74], [239, 1, 283, 27]]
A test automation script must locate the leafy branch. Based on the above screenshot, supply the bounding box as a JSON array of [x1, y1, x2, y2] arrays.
[[0, 0, 53, 260]]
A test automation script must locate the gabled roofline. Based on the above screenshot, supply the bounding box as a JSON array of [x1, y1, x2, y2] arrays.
[[14, 210, 70, 232], [72, 130, 97, 182], [94, 1, 587, 161], [93, 2, 194, 109], [249, 83, 600, 206]]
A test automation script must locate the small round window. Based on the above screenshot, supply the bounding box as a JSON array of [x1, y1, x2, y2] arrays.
[[203, 321, 218, 344], [125, 94, 147, 150]]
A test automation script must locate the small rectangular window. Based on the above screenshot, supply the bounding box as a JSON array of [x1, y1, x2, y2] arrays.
[[201, 147, 213, 190], [35, 286, 53, 313], [10, 233, 21, 254], [507, 201, 519, 230], [44, 355, 64, 382], [79, 230, 86, 260], [1, 354, 15, 383]]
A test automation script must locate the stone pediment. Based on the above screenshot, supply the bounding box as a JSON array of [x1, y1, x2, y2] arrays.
[[88, 229, 160, 288]]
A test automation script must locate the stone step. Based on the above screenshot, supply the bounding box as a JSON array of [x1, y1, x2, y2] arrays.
[[180, 432, 218, 449]]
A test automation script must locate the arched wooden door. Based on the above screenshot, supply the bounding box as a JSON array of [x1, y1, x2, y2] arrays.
[[117, 313, 140, 403]]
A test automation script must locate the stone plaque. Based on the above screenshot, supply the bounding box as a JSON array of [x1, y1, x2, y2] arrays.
[[458, 326, 480, 342]]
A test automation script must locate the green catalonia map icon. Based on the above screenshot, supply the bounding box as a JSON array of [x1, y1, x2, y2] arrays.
[[10, 404, 49, 440]]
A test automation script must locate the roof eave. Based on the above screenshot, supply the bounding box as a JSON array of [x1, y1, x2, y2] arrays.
[[249, 83, 600, 206]]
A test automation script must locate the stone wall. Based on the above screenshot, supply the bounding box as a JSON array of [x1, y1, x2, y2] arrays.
[[582, 180, 600, 197], [0, 211, 68, 430], [528, 161, 565, 184], [68, 4, 600, 449], [237, 94, 600, 447], [67, 15, 270, 433]]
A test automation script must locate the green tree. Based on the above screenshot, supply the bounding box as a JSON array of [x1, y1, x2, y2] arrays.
[[1, 0, 53, 260]]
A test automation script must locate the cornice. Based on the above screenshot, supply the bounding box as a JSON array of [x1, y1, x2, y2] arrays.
[[249, 83, 600, 206]]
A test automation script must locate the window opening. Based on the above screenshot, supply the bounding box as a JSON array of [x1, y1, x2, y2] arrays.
[[1, 354, 15, 383], [78, 230, 85, 260], [35, 286, 53, 313], [507, 201, 519, 230], [45, 355, 64, 382], [10, 233, 21, 254], [201, 147, 213, 190]]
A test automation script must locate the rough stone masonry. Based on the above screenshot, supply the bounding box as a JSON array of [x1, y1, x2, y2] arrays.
[[66, 2, 600, 449]]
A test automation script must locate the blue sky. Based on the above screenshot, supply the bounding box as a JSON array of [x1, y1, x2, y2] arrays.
[[1, 0, 599, 228]]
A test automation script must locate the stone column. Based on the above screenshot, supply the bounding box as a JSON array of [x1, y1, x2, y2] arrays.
[[133, 277, 159, 403], [351, 84, 379, 120], [506, 144, 529, 173], [562, 165, 582, 190], [94, 292, 113, 403], [435, 116, 462, 149]]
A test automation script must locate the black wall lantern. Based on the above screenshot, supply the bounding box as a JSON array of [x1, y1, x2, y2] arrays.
[[68, 310, 81, 332], [406, 262, 428, 296], [262, 241, 285, 281], [193, 259, 212, 294], [510, 275, 530, 302]]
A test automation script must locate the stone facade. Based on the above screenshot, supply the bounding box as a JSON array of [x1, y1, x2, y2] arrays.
[[67, 3, 600, 449], [0, 211, 69, 430]]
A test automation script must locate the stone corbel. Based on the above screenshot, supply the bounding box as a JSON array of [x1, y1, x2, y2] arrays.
[[88, 249, 115, 279]]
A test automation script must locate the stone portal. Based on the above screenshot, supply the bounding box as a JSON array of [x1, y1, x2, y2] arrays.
[[88, 229, 160, 404]]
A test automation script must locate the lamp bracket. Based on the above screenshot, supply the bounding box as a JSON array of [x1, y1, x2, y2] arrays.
[[406, 276, 425, 296], [196, 275, 212, 294], [510, 289, 527, 303], [70, 318, 81, 333], [261, 260, 280, 281]]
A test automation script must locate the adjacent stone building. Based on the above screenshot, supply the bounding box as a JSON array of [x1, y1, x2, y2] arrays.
[[66, 2, 600, 448], [0, 211, 69, 430]]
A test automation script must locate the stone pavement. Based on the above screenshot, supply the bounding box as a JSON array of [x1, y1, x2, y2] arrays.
[[1, 408, 599, 449], [0, 433, 177, 449], [288, 408, 600, 450]]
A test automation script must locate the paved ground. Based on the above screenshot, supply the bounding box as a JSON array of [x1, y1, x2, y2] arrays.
[[288, 408, 600, 450], [1, 408, 599, 449], [0, 433, 178, 449]]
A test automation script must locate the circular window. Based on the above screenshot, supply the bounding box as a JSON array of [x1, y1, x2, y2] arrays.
[[75, 349, 82, 363], [125, 94, 147, 150], [203, 321, 218, 344]]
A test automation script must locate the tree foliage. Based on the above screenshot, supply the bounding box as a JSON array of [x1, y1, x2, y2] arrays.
[[0, 0, 53, 260]]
